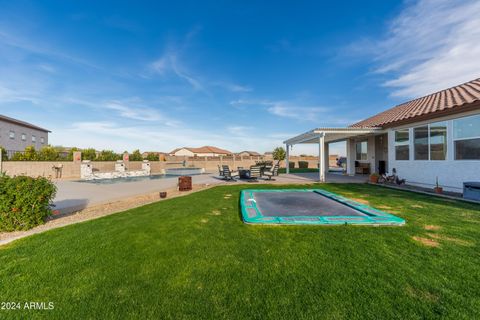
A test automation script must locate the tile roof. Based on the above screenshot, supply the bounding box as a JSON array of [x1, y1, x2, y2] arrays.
[[170, 146, 232, 155], [350, 78, 480, 128], [0, 114, 51, 132]]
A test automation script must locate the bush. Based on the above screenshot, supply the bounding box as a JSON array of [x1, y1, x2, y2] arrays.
[[0, 146, 7, 160], [82, 148, 97, 161], [130, 149, 143, 161], [37, 146, 60, 161], [0, 174, 57, 231], [289, 161, 295, 169], [145, 153, 160, 161], [96, 150, 121, 161], [298, 161, 309, 169]]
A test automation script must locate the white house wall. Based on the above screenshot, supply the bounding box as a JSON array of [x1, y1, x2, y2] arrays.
[[387, 110, 480, 192]]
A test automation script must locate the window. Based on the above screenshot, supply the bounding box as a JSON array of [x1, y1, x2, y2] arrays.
[[453, 114, 480, 160], [9, 131, 15, 139], [356, 141, 368, 161], [40, 137, 45, 144], [395, 129, 409, 160], [21, 133, 26, 141], [430, 122, 447, 160], [31, 135, 36, 143], [414, 126, 429, 160]]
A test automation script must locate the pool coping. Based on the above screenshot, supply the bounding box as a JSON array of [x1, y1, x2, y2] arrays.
[[240, 189, 406, 226]]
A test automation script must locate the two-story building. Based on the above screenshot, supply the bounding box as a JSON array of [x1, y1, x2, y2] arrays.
[[0, 114, 50, 152]]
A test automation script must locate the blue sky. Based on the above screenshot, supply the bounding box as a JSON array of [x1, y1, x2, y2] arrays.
[[1, 0, 479, 155]]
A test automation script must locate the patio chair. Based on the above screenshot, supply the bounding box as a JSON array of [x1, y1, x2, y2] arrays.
[[222, 165, 239, 181], [263, 164, 279, 180], [248, 166, 261, 182], [218, 165, 225, 178]]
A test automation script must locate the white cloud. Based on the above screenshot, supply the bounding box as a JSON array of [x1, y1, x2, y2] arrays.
[[151, 51, 204, 91], [230, 99, 347, 123], [373, 0, 480, 97], [51, 121, 287, 153], [105, 101, 165, 122]]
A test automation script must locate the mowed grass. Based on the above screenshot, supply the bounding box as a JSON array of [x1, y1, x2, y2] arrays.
[[0, 183, 479, 319]]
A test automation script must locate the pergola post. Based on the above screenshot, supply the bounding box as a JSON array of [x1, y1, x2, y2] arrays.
[[285, 144, 290, 174], [318, 133, 325, 182]]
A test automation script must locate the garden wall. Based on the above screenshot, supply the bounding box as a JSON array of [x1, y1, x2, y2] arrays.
[[0, 155, 335, 180]]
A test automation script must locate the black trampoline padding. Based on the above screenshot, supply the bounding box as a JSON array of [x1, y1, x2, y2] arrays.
[[254, 191, 367, 217]]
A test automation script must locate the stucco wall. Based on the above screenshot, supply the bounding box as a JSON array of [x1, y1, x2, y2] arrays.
[[0, 119, 49, 151], [387, 110, 480, 192]]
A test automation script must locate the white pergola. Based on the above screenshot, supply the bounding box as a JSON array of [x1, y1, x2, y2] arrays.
[[283, 127, 382, 182]]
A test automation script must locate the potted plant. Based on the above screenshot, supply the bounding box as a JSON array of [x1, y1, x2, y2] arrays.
[[369, 172, 380, 184], [434, 177, 443, 194]]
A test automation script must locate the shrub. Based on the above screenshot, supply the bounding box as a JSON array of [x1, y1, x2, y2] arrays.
[[0, 146, 7, 161], [130, 149, 143, 161], [95, 150, 121, 161], [298, 161, 309, 169], [289, 161, 295, 169], [82, 148, 97, 161], [145, 153, 160, 161], [38, 146, 60, 161], [0, 174, 57, 231]]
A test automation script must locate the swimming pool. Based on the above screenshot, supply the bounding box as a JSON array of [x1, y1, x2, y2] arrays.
[[76, 173, 202, 184], [240, 189, 405, 225]]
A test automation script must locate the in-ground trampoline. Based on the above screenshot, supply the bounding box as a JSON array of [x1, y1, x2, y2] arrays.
[[240, 189, 405, 226]]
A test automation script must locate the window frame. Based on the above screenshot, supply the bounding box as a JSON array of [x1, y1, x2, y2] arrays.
[[31, 135, 36, 143], [453, 114, 480, 161], [355, 140, 368, 161], [412, 121, 448, 161], [9, 130, 15, 139], [21, 133, 26, 141], [394, 129, 410, 161]]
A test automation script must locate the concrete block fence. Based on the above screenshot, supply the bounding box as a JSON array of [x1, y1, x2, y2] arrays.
[[0, 154, 328, 180]]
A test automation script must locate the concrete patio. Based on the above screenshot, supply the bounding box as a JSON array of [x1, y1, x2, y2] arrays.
[[54, 172, 368, 214]]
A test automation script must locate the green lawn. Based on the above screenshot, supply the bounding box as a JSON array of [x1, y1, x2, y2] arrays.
[[0, 184, 479, 319]]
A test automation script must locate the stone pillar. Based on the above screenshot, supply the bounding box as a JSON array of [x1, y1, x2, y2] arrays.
[[115, 160, 126, 172], [73, 151, 82, 164], [80, 161, 93, 179], [142, 160, 151, 175]]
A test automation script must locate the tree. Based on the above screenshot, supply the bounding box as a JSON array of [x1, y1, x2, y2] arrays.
[[38, 146, 59, 161], [82, 148, 97, 161], [96, 150, 120, 161], [0, 146, 7, 161], [272, 147, 286, 162], [130, 149, 143, 161], [145, 153, 160, 161]]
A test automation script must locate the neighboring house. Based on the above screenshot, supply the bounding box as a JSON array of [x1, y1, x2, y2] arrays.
[[170, 146, 232, 157], [0, 114, 50, 152], [285, 78, 480, 192], [237, 151, 261, 157]]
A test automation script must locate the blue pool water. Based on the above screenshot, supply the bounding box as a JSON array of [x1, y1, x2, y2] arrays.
[[76, 174, 201, 184]]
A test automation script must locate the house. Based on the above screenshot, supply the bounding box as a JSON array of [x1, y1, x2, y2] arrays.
[[0, 114, 50, 152], [237, 151, 261, 157], [285, 78, 480, 192], [169, 146, 232, 157]]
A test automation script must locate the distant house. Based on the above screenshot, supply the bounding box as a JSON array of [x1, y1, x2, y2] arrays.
[[0, 114, 50, 152], [237, 151, 261, 157], [170, 146, 232, 157], [285, 77, 480, 192]]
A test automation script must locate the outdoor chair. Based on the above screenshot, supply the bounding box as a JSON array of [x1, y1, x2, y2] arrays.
[[222, 165, 239, 181], [263, 164, 279, 180], [248, 166, 261, 182], [218, 165, 225, 178]]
